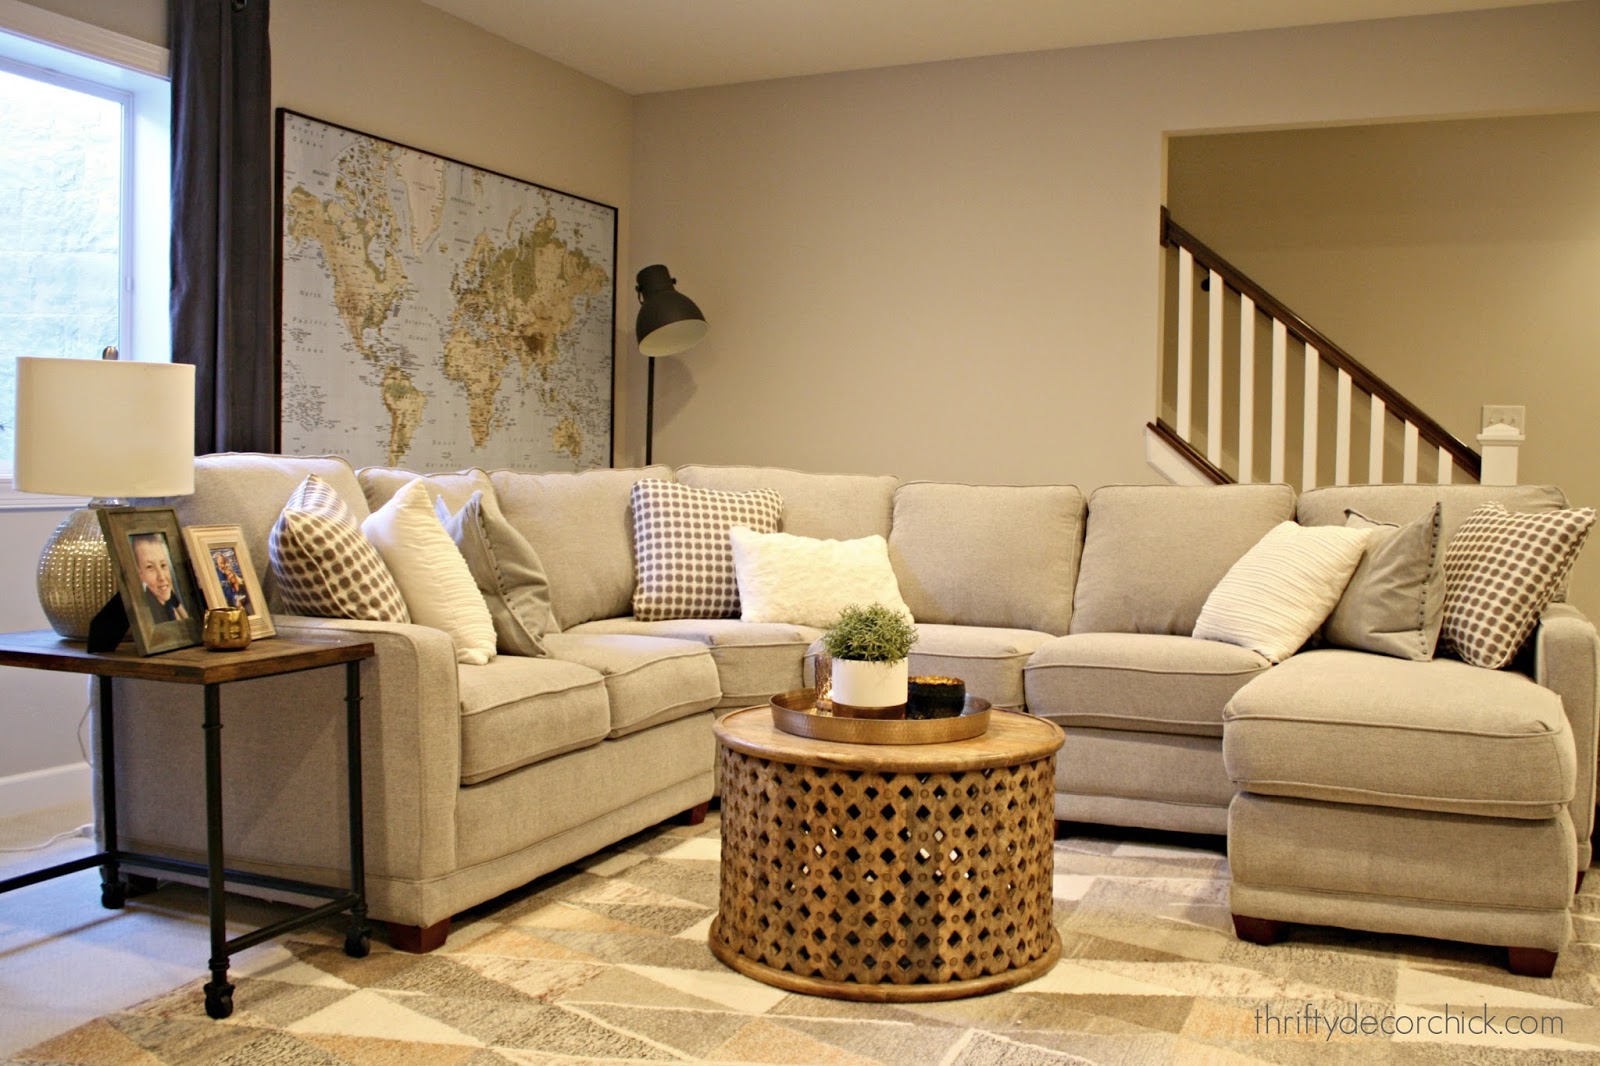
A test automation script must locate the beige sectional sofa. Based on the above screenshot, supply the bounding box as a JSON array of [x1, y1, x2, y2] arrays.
[[102, 454, 1597, 971]]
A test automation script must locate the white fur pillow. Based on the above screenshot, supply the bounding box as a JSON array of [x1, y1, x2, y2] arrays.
[[361, 478, 497, 665], [729, 527, 912, 628], [1193, 521, 1371, 664]]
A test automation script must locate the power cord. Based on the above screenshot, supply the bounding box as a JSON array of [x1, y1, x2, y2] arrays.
[[0, 823, 94, 853]]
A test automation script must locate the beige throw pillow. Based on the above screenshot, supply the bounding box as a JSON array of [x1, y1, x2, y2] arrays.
[[729, 527, 912, 628], [269, 473, 409, 623], [361, 478, 497, 665], [1321, 504, 1444, 661], [437, 490, 553, 657], [1193, 521, 1371, 664], [1440, 501, 1594, 669]]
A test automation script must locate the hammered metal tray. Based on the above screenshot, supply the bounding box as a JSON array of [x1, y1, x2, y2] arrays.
[[769, 688, 991, 745]]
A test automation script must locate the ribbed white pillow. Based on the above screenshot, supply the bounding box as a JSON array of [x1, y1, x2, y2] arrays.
[[729, 527, 912, 628], [361, 478, 497, 665], [1193, 521, 1371, 664]]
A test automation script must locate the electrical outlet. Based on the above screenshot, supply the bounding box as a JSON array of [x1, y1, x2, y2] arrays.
[[1482, 405, 1525, 432]]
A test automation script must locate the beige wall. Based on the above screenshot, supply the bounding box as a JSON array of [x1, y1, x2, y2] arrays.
[[1167, 113, 1600, 613], [630, 2, 1600, 494]]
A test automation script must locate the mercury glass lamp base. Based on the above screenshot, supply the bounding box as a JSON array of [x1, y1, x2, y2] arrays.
[[37, 506, 117, 641]]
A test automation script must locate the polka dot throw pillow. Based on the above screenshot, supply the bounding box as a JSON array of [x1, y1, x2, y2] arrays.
[[630, 478, 782, 621], [1440, 501, 1593, 669], [269, 473, 410, 623]]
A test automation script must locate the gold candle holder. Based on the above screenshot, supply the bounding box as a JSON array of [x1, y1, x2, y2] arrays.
[[202, 606, 251, 651]]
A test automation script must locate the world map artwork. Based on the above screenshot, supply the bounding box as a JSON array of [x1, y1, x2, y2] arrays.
[[277, 112, 616, 471]]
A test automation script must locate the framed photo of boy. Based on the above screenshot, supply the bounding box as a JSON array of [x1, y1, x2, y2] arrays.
[[182, 524, 275, 640], [98, 507, 203, 655]]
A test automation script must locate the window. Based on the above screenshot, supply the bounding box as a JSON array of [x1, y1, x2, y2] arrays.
[[0, 10, 169, 493]]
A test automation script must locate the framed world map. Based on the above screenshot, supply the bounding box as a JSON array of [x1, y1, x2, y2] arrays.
[[275, 110, 616, 471]]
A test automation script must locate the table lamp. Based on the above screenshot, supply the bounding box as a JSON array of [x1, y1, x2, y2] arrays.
[[635, 264, 707, 464], [12, 353, 196, 640]]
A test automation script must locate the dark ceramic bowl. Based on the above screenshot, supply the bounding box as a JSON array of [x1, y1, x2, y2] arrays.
[[907, 675, 966, 720]]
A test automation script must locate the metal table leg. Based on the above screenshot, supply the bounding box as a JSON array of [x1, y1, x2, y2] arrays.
[[342, 660, 370, 958], [96, 675, 124, 909], [200, 682, 233, 1020]]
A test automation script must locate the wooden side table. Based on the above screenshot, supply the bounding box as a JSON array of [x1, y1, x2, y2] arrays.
[[0, 630, 376, 1019], [712, 706, 1064, 1001]]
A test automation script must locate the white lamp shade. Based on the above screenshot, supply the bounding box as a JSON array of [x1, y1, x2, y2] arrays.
[[13, 357, 196, 498]]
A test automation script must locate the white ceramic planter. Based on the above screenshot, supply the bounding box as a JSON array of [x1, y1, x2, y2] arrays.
[[829, 657, 908, 710]]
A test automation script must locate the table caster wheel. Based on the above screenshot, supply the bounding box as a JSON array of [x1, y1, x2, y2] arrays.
[[344, 929, 371, 958], [203, 979, 234, 1019], [100, 879, 126, 910]]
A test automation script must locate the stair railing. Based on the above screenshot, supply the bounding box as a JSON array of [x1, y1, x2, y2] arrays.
[[1157, 207, 1481, 488]]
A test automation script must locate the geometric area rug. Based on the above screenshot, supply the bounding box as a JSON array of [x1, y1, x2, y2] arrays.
[[13, 811, 1600, 1064]]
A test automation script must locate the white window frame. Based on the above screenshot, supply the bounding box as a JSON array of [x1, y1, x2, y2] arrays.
[[0, 0, 171, 509]]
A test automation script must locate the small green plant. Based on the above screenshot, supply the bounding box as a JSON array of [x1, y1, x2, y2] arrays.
[[821, 603, 918, 662]]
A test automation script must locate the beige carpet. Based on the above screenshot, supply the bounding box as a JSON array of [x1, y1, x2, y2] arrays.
[[12, 812, 1600, 1065]]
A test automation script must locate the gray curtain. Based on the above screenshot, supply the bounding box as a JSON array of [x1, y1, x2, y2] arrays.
[[170, 0, 275, 454]]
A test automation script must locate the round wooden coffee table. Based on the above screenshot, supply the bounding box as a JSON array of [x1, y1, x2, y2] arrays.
[[711, 706, 1064, 1001]]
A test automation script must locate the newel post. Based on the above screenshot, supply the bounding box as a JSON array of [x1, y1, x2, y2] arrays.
[[1476, 423, 1524, 486]]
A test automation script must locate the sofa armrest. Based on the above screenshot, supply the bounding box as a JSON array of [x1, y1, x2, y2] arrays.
[[1535, 602, 1599, 853], [267, 615, 463, 882], [103, 614, 463, 893]]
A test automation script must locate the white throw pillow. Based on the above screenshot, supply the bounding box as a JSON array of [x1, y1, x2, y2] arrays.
[[729, 527, 912, 628], [1193, 521, 1371, 664], [361, 478, 497, 665]]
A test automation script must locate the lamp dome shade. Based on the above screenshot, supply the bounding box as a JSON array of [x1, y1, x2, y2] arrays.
[[635, 264, 707, 357]]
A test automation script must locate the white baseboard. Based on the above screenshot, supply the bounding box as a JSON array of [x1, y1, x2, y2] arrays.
[[0, 761, 92, 821]]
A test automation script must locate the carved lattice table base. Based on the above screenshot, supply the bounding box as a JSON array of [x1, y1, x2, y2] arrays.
[[711, 707, 1064, 1001]]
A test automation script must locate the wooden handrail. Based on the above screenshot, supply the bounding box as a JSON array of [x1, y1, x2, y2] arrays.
[[1160, 207, 1481, 481], [1147, 420, 1229, 484]]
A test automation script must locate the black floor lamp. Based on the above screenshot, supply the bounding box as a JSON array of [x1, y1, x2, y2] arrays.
[[635, 264, 707, 464]]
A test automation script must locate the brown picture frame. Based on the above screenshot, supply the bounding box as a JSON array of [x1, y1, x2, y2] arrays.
[[182, 524, 276, 640], [98, 506, 204, 655]]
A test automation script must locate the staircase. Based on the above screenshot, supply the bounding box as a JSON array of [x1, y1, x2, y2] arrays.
[[1151, 208, 1502, 490]]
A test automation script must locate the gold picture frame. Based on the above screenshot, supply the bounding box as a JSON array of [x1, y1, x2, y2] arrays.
[[98, 507, 204, 655], [182, 524, 276, 640]]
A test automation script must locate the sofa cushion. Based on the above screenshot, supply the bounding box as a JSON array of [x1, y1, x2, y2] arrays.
[[1440, 502, 1594, 670], [1223, 649, 1576, 819], [542, 633, 721, 738], [1296, 483, 1572, 550], [629, 478, 783, 621], [457, 656, 610, 785], [1322, 504, 1445, 661], [437, 490, 553, 657], [730, 528, 911, 627], [361, 478, 497, 665], [1071, 484, 1295, 636], [808, 624, 1049, 711], [1026, 633, 1269, 737], [269, 474, 409, 623], [356, 466, 493, 513], [1192, 522, 1370, 664], [489, 466, 673, 630], [568, 618, 821, 709], [174, 453, 367, 603], [676, 464, 897, 540], [888, 481, 1085, 636]]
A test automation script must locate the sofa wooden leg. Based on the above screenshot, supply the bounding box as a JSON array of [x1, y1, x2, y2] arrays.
[[1506, 947, 1558, 978], [387, 918, 451, 953], [1232, 914, 1286, 946], [679, 801, 710, 826], [1054, 819, 1071, 841]]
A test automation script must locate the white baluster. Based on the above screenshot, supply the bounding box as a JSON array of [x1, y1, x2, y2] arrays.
[[1437, 444, 1453, 484], [1177, 249, 1193, 441], [1368, 394, 1386, 484], [1207, 270, 1223, 467], [1335, 369, 1352, 486], [1237, 295, 1255, 483], [1302, 345, 1319, 490], [1402, 423, 1420, 484], [1270, 320, 1287, 483]]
